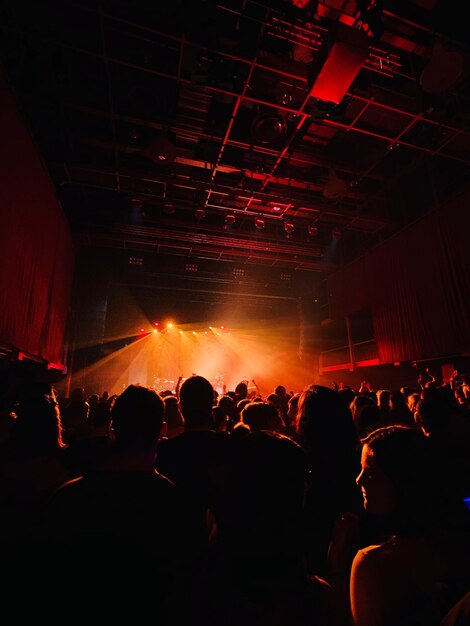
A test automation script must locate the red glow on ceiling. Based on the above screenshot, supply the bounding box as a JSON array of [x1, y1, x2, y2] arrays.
[[310, 24, 369, 104]]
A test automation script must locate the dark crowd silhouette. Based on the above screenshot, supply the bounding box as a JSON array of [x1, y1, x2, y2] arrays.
[[0, 370, 469, 625]]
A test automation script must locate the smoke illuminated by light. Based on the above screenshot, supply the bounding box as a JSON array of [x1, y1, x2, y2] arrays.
[[56, 293, 318, 398]]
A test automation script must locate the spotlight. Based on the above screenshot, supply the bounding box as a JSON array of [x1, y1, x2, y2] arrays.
[[225, 213, 236, 225], [255, 217, 265, 230], [251, 113, 287, 146], [307, 225, 318, 237], [332, 227, 342, 240], [284, 221, 295, 238]]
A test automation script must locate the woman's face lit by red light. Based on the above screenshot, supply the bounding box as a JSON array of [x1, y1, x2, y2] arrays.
[[356, 444, 396, 516]]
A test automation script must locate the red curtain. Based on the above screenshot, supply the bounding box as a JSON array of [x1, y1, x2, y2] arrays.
[[0, 66, 74, 365], [328, 195, 470, 364]]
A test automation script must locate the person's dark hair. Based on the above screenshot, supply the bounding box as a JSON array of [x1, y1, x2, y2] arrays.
[[12, 383, 65, 451], [350, 393, 376, 417], [241, 401, 283, 432], [88, 393, 99, 406], [111, 384, 164, 450], [218, 394, 237, 416], [212, 406, 228, 431], [163, 394, 184, 436], [377, 389, 391, 408], [389, 390, 407, 407], [338, 387, 356, 408], [415, 386, 458, 435], [235, 381, 248, 400], [225, 390, 237, 402], [224, 430, 309, 549], [287, 392, 300, 414], [266, 392, 281, 409], [361, 425, 458, 534], [296, 385, 358, 449], [178, 375, 214, 427], [88, 401, 112, 429], [237, 398, 251, 412], [69, 387, 86, 403]]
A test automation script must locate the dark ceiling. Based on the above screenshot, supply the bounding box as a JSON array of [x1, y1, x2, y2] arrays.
[[2, 0, 469, 282]]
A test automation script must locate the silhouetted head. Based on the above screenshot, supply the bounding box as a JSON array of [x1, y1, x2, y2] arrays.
[[179, 375, 215, 428], [357, 425, 451, 534], [163, 394, 184, 438], [224, 431, 309, 555], [235, 381, 248, 401], [414, 386, 457, 435], [13, 382, 64, 451], [241, 401, 283, 432], [111, 384, 164, 450], [296, 384, 357, 448], [218, 394, 237, 417], [266, 392, 281, 409]]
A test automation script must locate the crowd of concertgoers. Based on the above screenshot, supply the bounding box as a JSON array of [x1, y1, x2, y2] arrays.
[[0, 370, 469, 625]]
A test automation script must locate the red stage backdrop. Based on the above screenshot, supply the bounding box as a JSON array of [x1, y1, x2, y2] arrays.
[[0, 66, 74, 366]]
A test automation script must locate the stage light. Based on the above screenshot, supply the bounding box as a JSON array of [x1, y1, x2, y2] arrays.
[[140, 328, 145, 333], [308, 225, 318, 237], [284, 221, 295, 238], [153, 329, 158, 333], [225, 213, 236, 225], [195, 208, 206, 221], [167, 322, 173, 328], [251, 112, 287, 146], [255, 217, 265, 230]]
